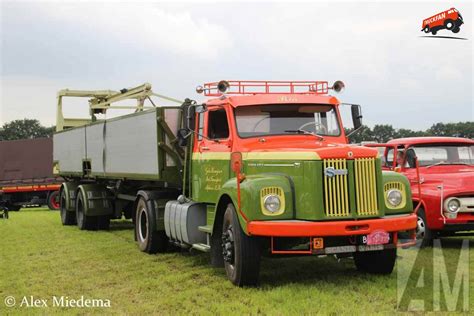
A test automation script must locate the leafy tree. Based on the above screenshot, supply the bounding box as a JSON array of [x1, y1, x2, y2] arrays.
[[427, 122, 474, 139], [0, 119, 55, 141]]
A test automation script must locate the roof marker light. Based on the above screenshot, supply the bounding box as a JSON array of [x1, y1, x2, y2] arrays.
[[331, 81, 345, 93]]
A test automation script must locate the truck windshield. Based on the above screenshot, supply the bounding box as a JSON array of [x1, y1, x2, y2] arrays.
[[234, 104, 340, 138], [410, 145, 474, 167]]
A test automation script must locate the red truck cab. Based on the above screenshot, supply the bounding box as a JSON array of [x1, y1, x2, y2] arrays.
[[421, 7, 464, 35], [366, 137, 474, 246]]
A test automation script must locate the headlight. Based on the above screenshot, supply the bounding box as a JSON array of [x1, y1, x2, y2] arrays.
[[264, 195, 281, 213], [386, 189, 402, 207], [446, 198, 461, 213]]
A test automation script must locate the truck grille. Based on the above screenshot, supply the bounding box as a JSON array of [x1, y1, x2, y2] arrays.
[[323, 159, 350, 217], [323, 158, 378, 217], [354, 158, 378, 216]]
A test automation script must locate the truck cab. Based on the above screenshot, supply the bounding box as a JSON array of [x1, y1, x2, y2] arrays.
[[180, 81, 416, 285]]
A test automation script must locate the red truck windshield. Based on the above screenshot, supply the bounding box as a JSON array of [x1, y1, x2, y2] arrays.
[[234, 104, 341, 138], [410, 145, 474, 167]]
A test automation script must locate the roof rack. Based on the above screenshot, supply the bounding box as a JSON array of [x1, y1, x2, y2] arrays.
[[202, 80, 329, 96]]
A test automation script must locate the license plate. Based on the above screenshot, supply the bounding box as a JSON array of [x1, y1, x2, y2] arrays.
[[325, 245, 357, 254], [361, 230, 390, 245]]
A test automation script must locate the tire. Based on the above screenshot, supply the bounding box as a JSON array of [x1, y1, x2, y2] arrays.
[[47, 191, 60, 210], [222, 203, 261, 286], [60, 189, 76, 226], [76, 189, 97, 230], [431, 30, 437, 35], [135, 197, 167, 254], [444, 20, 454, 30], [97, 215, 110, 230], [416, 208, 433, 247], [423, 26, 430, 33], [210, 223, 224, 268], [452, 27, 460, 33], [354, 248, 397, 274]]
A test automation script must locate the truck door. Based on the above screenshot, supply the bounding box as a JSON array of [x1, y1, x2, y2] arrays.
[[192, 107, 232, 203]]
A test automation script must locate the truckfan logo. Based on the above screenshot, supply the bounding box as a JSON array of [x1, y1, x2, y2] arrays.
[[324, 167, 348, 178], [421, 7, 465, 37]]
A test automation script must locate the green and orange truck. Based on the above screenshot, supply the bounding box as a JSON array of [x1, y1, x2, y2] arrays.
[[54, 80, 416, 286]]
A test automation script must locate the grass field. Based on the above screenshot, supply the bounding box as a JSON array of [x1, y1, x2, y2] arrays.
[[1, 208, 473, 315]]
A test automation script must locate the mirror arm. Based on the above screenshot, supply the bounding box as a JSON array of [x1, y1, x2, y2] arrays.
[[346, 124, 363, 138]]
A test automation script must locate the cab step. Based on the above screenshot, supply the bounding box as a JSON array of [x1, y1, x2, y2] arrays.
[[192, 243, 210, 253], [198, 225, 213, 233]]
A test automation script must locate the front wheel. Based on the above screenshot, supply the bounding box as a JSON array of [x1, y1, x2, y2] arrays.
[[423, 26, 430, 33], [416, 209, 433, 247], [354, 248, 397, 274], [222, 204, 261, 286], [444, 20, 455, 30]]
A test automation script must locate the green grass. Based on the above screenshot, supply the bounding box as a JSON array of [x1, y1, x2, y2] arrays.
[[1, 208, 473, 315]]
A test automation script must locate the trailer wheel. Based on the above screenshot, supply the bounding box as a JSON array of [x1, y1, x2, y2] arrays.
[[47, 191, 60, 210], [60, 190, 76, 225], [222, 203, 261, 286], [76, 190, 97, 230], [135, 197, 167, 254], [354, 248, 397, 274]]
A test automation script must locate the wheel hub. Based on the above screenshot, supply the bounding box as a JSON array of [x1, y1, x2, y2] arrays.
[[222, 225, 235, 264], [416, 216, 425, 240]]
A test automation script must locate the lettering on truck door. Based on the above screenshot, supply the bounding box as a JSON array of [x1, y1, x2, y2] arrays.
[[192, 107, 232, 203]]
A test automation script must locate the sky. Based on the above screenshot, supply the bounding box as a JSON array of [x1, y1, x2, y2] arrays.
[[0, 0, 473, 130]]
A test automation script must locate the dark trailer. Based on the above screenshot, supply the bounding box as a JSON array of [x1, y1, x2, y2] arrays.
[[0, 137, 62, 210]]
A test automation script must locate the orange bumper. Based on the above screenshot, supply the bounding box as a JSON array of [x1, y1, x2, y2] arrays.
[[247, 214, 417, 237]]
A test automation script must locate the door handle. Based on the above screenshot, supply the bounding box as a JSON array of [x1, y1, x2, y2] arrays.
[[200, 146, 210, 151]]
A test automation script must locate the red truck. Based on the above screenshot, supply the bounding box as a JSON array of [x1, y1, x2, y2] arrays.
[[421, 7, 464, 35], [0, 138, 62, 211], [366, 137, 474, 246]]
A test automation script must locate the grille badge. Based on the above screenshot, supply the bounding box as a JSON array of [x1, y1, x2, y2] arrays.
[[324, 167, 348, 178]]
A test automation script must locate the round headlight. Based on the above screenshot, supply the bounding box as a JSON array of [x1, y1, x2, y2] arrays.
[[264, 195, 281, 213], [446, 198, 461, 213], [386, 189, 402, 207]]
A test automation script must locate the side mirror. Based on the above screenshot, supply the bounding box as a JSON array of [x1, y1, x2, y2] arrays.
[[351, 104, 363, 130], [177, 128, 189, 147]]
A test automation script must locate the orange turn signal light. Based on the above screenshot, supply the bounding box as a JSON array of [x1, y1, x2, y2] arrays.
[[313, 237, 324, 249]]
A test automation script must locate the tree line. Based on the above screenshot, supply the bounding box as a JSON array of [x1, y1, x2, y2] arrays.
[[0, 119, 472, 143], [347, 122, 473, 143]]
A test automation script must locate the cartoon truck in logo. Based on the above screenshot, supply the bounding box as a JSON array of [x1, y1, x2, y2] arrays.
[[54, 80, 417, 286], [422, 7, 463, 35]]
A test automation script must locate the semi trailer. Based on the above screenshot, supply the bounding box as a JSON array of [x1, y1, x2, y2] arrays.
[[0, 137, 62, 211], [54, 80, 417, 286]]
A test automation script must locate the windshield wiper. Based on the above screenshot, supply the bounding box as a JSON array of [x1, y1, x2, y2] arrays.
[[284, 129, 324, 141]]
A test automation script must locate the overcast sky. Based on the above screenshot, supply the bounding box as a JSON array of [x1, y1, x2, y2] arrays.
[[1, 0, 472, 130]]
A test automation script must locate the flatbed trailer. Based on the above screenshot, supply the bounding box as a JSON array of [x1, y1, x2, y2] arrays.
[[55, 81, 417, 286], [0, 138, 62, 210]]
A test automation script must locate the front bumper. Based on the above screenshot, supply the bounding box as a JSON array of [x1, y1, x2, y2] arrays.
[[247, 213, 417, 237]]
